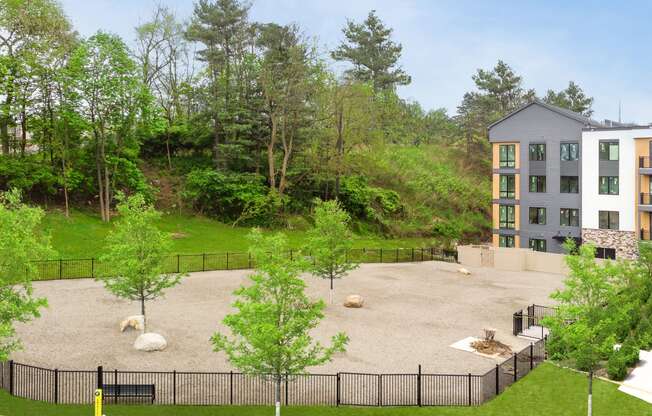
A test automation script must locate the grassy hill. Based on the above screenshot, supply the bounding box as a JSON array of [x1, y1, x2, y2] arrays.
[[40, 209, 439, 259]]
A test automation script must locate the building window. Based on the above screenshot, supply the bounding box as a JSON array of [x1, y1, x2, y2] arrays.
[[560, 143, 579, 161], [499, 205, 516, 229], [529, 238, 547, 252], [499, 174, 516, 199], [499, 144, 516, 168], [599, 176, 619, 195], [499, 235, 515, 248], [599, 211, 619, 230], [595, 247, 616, 260], [529, 143, 546, 161], [560, 208, 579, 227], [529, 175, 546, 192], [529, 207, 546, 225], [599, 141, 619, 161], [560, 176, 579, 193]]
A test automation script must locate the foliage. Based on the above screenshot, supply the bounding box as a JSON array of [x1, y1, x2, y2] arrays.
[[544, 81, 594, 117], [98, 193, 183, 327], [0, 189, 54, 360], [307, 199, 358, 301], [338, 176, 402, 227], [212, 229, 348, 414]]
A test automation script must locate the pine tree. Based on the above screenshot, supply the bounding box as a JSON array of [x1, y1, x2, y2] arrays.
[[544, 81, 594, 117], [332, 10, 410, 92]]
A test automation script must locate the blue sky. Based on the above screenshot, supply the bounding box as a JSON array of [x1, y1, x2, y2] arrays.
[[58, 0, 652, 123]]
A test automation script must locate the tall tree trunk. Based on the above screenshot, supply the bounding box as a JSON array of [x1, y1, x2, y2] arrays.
[[335, 104, 344, 199], [213, 117, 220, 169], [587, 371, 593, 416], [278, 117, 293, 196], [140, 296, 147, 332], [165, 127, 172, 170], [20, 108, 27, 157], [268, 115, 277, 190], [61, 158, 70, 218], [275, 376, 281, 416], [95, 132, 106, 222]]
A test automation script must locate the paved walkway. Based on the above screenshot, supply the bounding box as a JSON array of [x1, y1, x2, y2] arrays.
[[619, 350, 652, 404]]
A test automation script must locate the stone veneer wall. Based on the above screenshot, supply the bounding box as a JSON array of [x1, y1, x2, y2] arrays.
[[581, 228, 639, 260]]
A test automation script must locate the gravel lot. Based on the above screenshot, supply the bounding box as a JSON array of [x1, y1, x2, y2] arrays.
[[12, 261, 564, 375]]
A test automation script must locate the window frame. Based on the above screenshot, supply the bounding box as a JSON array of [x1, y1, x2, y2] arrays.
[[499, 205, 516, 229], [560, 176, 579, 193], [499, 235, 515, 248], [599, 141, 619, 161], [529, 238, 547, 252], [529, 207, 546, 225], [599, 176, 619, 195], [598, 210, 619, 230], [499, 144, 516, 168], [529, 175, 546, 193], [499, 174, 516, 199], [560, 142, 579, 161], [560, 208, 579, 227], [529, 143, 546, 161], [596, 247, 616, 260]]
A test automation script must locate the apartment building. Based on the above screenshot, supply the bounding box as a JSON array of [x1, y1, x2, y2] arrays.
[[488, 99, 603, 254]]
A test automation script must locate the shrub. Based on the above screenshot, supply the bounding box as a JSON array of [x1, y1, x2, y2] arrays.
[[338, 176, 402, 227], [607, 351, 628, 381]]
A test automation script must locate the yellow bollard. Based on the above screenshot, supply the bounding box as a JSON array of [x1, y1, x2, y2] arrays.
[[94, 389, 103, 416]]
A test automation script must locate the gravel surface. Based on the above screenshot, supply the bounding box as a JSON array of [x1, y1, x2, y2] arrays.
[[12, 261, 564, 375]]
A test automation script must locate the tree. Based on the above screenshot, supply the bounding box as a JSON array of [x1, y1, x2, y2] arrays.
[[471, 60, 533, 114], [332, 10, 410, 92], [544, 81, 594, 117], [544, 241, 626, 416], [454, 92, 499, 160], [307, 199, 358, 303], [0, 189, 54, 360], [212, 229, 348, 416], [98, 193, 183, 329]]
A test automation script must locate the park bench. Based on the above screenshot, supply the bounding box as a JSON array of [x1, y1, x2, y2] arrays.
[[102, 384, 155, 404]]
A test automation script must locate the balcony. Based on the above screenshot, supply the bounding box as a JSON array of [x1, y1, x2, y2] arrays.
[[641, 193, 652, 205], [641, 229, 652, 241], [640, 157, 652, 173]]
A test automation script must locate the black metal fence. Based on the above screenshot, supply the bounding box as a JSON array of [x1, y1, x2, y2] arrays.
[[513, 304, 556, 339], [0, 338, 545, 407], [29, 247, 458, 281]]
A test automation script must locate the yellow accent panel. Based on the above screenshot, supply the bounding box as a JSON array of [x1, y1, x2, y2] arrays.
[[492, 234, 499, 247], [492, 204, 499, 230], [492, 174, 499, 199], [492, 144, 500, 169], [515, 174, 520, 200], [514, 235, 520, 248], [514, 143, 520, 168], [634, 138, 652, 232], [514, 205, 520, 230], [641, 212, 650, 235]]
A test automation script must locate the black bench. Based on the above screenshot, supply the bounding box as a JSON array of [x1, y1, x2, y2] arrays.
[[102, 384, 155, 404]]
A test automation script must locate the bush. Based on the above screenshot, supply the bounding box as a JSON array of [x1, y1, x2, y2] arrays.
[[607, 351, 628, 381], [339, 176, 402, 227], [183, 169, 281, 227]]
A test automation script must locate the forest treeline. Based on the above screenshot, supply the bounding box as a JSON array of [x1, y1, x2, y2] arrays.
[[0, 0, 594, 246]]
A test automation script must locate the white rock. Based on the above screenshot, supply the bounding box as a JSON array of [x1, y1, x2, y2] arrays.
[[134, 333, 167, 352], [458, 267, 471, 275], [120, 315, 145, 333], [344, 294, 364, 308]]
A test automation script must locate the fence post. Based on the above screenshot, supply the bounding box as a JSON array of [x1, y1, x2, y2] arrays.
[[54, 368, 59, 404], [230, 371, 233, 405], [378, 374, 382, 406], [91, 258, 95, 278], [495, 364, 499, 396], [395, 248, 399, 263], [336, 373, 340, 407], [530, 343, 534, 370], [173, 370, 177, 405], [97, 366, 103, 390], [513, 354, 518, 382], [380, 248, 383, 263], [59, 259, 63, 279], [177, 255, 180, 273], [411, 248, 415, 262], [202, 253, 206, 272], [8, 360, 14, 396], [544, 335, 548, 360], [290, 249, 293, 261], [417, 365, 421, 407], [114, 369, 118, 404], [248, 253, 252, 269], [468, 373, 472, 406]]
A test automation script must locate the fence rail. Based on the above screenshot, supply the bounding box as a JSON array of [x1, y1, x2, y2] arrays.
[[29, 247, 458, 281], [0, 338, 544, 407], [513, 304, 556, 340]]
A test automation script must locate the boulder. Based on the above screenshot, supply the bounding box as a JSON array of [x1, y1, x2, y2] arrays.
[[120, 315, 145, 333], [344, 294, 364, 308], [134, 333, 167, 352], [457, 267, 471, 276]]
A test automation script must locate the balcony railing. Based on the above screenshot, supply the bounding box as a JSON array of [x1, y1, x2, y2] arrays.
[[641, 229, 652, 240], [640, 156, 652, 168], [641, 193, 652, 205]]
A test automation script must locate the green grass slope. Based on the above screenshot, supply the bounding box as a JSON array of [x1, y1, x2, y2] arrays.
[[1, 364, 649, 415]]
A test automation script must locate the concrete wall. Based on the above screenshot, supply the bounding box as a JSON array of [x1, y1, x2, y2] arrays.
[[457, 245, 568, 275]]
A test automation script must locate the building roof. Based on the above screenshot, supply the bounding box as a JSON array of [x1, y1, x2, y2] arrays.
[[487, 98, 604, 130]]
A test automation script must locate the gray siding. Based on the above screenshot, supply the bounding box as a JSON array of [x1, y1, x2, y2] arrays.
[[490, 103, 585, 253]]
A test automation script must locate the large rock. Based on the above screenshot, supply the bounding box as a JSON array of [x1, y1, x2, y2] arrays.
[[134, 333, 167, 352], [120, 315, 144, 333], [344, 294, 364, 308], [457, 267, 471, 276]]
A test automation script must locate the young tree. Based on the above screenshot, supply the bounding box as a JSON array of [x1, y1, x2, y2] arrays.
[[332, 10, 410, 92], [307, 199, 358, 304], [98, 193, 183, 330], [544, 241, 626, 416], [0, 189, 54, 360], [212, 229, 348, 416]]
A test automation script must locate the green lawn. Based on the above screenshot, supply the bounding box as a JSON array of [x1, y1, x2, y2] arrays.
[[40, 210, 437, 259], [1, 364, 650, 415]]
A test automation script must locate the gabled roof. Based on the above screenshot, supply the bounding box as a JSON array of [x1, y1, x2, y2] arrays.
[[488, 98, 604, 130]]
